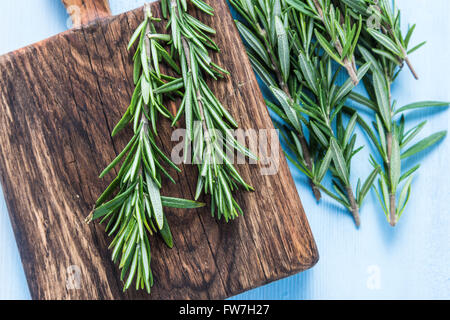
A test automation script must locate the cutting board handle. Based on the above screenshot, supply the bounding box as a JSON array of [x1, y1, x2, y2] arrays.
[[62, 0, 111, 28]]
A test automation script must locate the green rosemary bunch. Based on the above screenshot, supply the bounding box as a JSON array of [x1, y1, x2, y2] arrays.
[[88, 4, 204, 293], [231, 0, 323, 201], [275, 49, 376, 227], [271, 8, 375, 227], [345, 1, 448, 226], [160, 0, 256, 221], [232, 0, 378, 226], [286, 0, 363, 85], [340, 0, 425, 80], [233, 0, 447, 227]]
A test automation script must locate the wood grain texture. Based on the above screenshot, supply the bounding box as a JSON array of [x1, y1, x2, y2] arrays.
[[0, 0, 318, 300], [62, 0, 111, 27]]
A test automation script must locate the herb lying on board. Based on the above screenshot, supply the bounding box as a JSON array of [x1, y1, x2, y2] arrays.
[[160, 0, 256, 221], [88, 0, 256, 293], [232, 0, 447, 227], [87, 4, 205, 293]]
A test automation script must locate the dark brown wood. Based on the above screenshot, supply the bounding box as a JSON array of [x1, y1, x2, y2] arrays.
[[62, 0, 111, 27], [0, 0, 318, 300]]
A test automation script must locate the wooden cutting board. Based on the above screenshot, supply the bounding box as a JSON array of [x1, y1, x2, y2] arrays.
[[0, 0, 318, 300]]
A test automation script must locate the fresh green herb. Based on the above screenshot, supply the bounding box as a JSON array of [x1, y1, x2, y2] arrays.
[[232, 0, 322, 201], [344, 0, 448, 226], [340, 0, 425, 80], [286, 0, 362, 85], [88, 4, 204, 293], [232, 0, 375, 226], [160, 0, 256, 222], [232, 0, 447, 227]]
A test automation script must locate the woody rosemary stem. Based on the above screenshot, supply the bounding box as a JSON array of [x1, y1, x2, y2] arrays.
[[385, 78, 397, 227], [346, 185, 360, 227], [340, 47, 359, 86], [404, 55, 419, 80], [312, 0, 359, 85], [386, 131, 396, 226]]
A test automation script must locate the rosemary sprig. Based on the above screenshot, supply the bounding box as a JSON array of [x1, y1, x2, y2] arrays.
[[348, 2, 448, 226], [160, 0, 256, 221], [286, 0, 363, 85], [88, 4, 204, 293], [232, 0, 378, 226], [341, 0, 425, 80], [233, 0, 448, 227], [274, 8, 376, 227], [231, 0, 322, 201]]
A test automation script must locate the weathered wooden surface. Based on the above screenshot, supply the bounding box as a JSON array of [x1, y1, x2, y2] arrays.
[[0, 0, 318, 300]]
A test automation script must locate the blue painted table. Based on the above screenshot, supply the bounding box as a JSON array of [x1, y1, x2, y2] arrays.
[[0, 0, 448, 300]]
